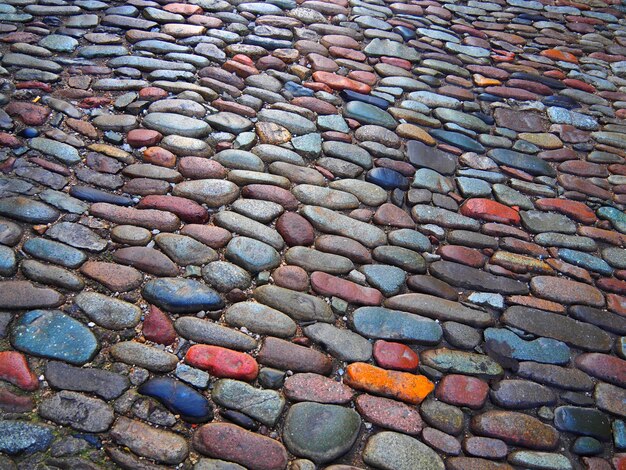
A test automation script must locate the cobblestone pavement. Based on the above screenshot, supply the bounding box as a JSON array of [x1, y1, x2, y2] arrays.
[[0, 0, 626, 468]]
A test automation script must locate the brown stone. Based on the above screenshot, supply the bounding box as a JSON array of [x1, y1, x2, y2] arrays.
[[272, 265, 309, 291], [80, 261, 143, 292], [257, 337, 332, 375], [284, 373, 354, 404], [470, 411, 559, 450]]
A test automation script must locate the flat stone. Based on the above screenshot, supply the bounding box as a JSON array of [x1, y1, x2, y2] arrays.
[[193, 423, 288, 470], [352, 306, 442, 344], [176, 317, 257, 351], [0, 421, 53, 456], [530, 276, 605, 307], [502, 306, 612, 352], [304, 322, 372, 362], [110, 341, 178, 372], [484, 328, 570, 365], [420, 349, 503, 379], [110, 417, 188, 465], [225, 237, 281, 273], [490, 380, 557, 409], [75, 292, 141, 330], [185, 345, 258, 381], [471, 411, 559, 450], [385, 293, 493, 327], [155, 233, 219, 266], [254, 284, 333, 322], [212, 379, 285, 426], [284, 373, 354, 404], [554, 406, 612, 441], [113, 247, 179, 277], [0, 196, 59, 224], [45, 361, 129, 400], [79, 261, 143, 292], [363, 431, 445, 470], [283, 402, 361, 463], [39, 391, 114, 432], [257, 337, 332, 375], [173, 179, 239, 207], [12, 310, 97, 365], [430, 260, 529, 295]]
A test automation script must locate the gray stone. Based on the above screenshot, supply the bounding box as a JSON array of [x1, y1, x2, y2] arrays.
[[363, 431, 445, 470], [212, 379, 285, 426], [38, 391, 115, 432]]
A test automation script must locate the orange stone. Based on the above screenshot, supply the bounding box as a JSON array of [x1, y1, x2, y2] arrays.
[[540, 49, 579, 63], [163, 3, 203, 15], [311, 71, 371, 94], [473, 74, 501, 86], [344, 362, 434, 405], [460, 198, 520, 225], [143, 146, 177, 168]]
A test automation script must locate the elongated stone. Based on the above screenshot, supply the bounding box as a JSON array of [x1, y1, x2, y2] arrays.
[[254, 285, 334, 322]]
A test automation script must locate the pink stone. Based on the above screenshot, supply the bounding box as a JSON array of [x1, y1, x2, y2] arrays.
[[310, 271, 383, 306]]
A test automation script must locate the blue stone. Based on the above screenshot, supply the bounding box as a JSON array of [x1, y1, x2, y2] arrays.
[[69, 185, 134, 206], [361, 264, 406, 296], [554, 406, 612, 441], [430, 129, 485, 153], [12, 310, 98, 365], [0, 421, 54, 455], [0, 245, 16, 276], [142, 278, 224, 314], [226, 236, 281, 273], [597, 206, 626, 234], [543, 95, 580, 110], [244, 35, 291, 50], [484, 328, 570, 365], [23, 237, 87, 269], [488, 148, 557, 177], [138, 377, 213, 423], [285, 81, 314, 97], [366, 167, 408, 190], [614, 420, 626, 450], [340, 90, 390, 110], [19, 128, 39, 138], [558, 248, 613, 276], [572, 437, 602, 456], [352, 306, 443, 344], [474, 112, 494, 125], [393, 26, 415, 40], [478, 93, 503, 102]]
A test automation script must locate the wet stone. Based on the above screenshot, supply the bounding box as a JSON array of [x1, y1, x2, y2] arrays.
[[139, 377, 213, 423]]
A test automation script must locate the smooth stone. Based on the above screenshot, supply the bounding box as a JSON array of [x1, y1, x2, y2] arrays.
[[0, 196, 59, 224], [352, 306, 442, 344], [283, 402, 361, 464], [142, 278, 224, 314], [21, 260, 84, 291], [363, 431, 445, 470], [155, 233, 218, 266], [138, 377, 213, 423], [144, 112, 211, 138], [75, 292, 141, 330], [44, 361, 129, 400], [11, 310, 98, 365], [110, 341, 179, 372], [343, 100, 398, 129], [254, 284, 333, 323], [176, 317, 258, 351], [202, 261, 251, 293], [360, 264, 406, 296], [29, 137, 81, 165], [225, 237, 280, 273], [304, 322, 372, 362], [484, 328, 570, 365], [224, 302, 296, 338], [420, 349, 503, 379]]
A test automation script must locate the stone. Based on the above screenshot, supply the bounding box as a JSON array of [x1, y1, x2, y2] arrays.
[[12, 310, 98, 365], [283, 402, 361, 463], [185, 345, 258, 381], [284, 373, 354, 404], [254, 284, 333, 322], [139, 377, 213, 423], [212, 379, 284, 426], [142, 278, 224, 313], [345, 362, 434, 404], [0, 421, 53, 455], [363, 432, 445, 470], [303, 322, 372, 362], [110, 342, 178, 372], [194, 423, 288, 470], [110, 417, 189, 465], [75, 292, 141, 330], [352, 307, 442, 344], [45, 361, 129, 400], [38, 391, 114, 432], [471, 411, 559, 450]]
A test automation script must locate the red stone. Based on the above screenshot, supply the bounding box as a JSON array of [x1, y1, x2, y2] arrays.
[[193, 423, 288, 470], [80, 261, 143, 292], [180, 224, 232, 248], [211, 99, 256, 118], [275, 212, 315, 246], [143, 146, 177, 168], [257, 337, 332, 375], [471, 411, 559, 450], [437, 245, 486, 268], [78, 97, 111, 108], [0, 351, 38, 391], [291, 97, 337, 115], [312, 71, 372, 94], [0, 132, 20, 148], [127, 129, 162, 147], [540, 49, 579, 63], [256, 55, 286, 71], [143, 305, 177, 345], [138, 87, 168, 101], [608, 294, 626, 316], [373, 203, 414, 228], [563, 78, 596, 93], [460, 198, 520, 225], [137, 195, 208, 223], [380, 56, 412, 70], [348, 70, 377, 86], [436, 374, 489, 409], [0, 388, 35, 413], [373, 340, 419, 372], [272, 265, 309, 291], [284, 373, 354, 404], [5, 102, 50, 126], [178, 157, 226, 179], [310, 271, 383, 306], [355, 394, 423, 435], [185, 345, 258, 381], [597, 278, 626, 295], [582, 457, 612, 470], [576, 353, 626, 387], [463, 437, 508, 459], [16, 81, 52, 92], [535, 198, 597, 224], [241, 184, 298, 211]]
